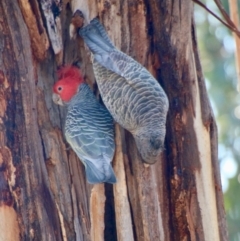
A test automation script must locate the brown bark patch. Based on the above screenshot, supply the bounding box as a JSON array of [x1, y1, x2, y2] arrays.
[[18, 0, 49, 60], [0, 147, 15, 206], [90, 184, 106, 241], [0, 89, 6, 118], [0, 205, 20, 241]]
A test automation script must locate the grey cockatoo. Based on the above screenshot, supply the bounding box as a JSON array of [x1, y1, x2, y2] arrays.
[[52, 66, 116, 183], [77, 18, 169, 164]]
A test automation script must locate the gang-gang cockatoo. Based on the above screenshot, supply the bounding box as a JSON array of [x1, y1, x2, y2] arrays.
[[74, 17, 169, 164], [52, 66, 116, 183]]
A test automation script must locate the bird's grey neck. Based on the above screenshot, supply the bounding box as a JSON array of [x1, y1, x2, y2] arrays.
[[67, 83, 93, 107]]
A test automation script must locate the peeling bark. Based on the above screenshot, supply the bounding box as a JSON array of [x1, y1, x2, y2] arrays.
[[90, 184, 105, 241], [18, 0, 49, 60], [39, 0, 63, 55], [113, 125, 134, 241], [0, 0, 228, 241]]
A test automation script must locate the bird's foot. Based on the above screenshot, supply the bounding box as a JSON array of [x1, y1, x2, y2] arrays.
[[70, 10, 85, 39]]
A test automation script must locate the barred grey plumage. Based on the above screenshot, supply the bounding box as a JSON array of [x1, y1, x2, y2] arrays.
[[79, 19, 169, 164], [53, 77, 116, 184]]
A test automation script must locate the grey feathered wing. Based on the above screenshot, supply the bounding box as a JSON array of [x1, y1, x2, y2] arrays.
[[65, 89, 116, 184]]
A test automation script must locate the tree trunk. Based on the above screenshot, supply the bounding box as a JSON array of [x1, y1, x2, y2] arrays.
[[0, 0, 228, 241]]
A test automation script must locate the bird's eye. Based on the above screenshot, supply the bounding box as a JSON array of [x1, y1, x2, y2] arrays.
[[58, 86, 63, 92]]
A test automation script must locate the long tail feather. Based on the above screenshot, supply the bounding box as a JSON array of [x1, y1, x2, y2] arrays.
[[90, 18, 115, 48], [85, 160, 117, 184], [79, 23, 113, 54]]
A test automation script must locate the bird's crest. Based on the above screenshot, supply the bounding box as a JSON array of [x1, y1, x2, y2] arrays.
[[53, 66, 84, 102], [57, 65, 83, 81]]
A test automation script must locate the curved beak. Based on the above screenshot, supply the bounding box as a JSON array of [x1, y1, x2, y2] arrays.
[[52, 93, 64, 106]]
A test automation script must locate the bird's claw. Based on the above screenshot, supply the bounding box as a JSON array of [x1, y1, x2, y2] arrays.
[[70, 9, 85, 39]]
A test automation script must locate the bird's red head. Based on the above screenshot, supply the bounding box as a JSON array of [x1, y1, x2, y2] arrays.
[[53, 66, 84, 103]]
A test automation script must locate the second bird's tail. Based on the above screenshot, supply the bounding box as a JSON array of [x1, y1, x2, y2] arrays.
[[79, 18, 124, 76], [79, 18, 114, 55]]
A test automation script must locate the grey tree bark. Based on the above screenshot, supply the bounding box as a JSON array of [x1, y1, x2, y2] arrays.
[[0, 0, 228, 241]]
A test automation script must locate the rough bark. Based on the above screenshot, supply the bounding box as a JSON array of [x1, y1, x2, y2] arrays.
[[0, 0, 228, 241]]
